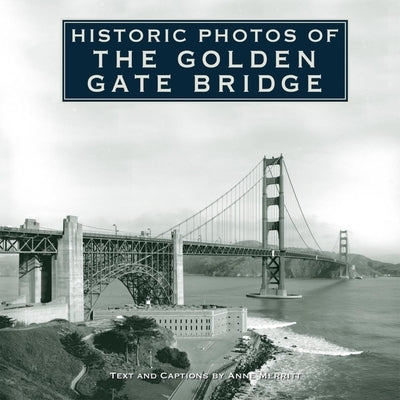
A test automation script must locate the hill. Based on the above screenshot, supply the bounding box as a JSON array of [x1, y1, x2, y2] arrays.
[[1, 248, 398, 281], [0, 318, 188, 400], [184, 246, 400, 278], [347, 254, 400, 277], [0, 323, 82, 400]]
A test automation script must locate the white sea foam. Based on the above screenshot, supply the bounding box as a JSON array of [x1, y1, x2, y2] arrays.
[[239, 317, 363, 400], [248, 317, 362, 356], [248, 316, 297, 329]]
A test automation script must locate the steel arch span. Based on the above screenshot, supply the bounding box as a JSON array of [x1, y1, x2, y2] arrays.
[[84, 263, 174, 319]]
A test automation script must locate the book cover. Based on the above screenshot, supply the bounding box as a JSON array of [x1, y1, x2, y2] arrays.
[[0, 2, 398, 400]]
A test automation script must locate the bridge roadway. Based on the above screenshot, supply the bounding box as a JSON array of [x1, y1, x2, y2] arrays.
[[0, 226, 345, 265]]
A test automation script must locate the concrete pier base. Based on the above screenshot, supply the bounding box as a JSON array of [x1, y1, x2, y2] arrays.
[[172, 230, 184, 305], [0, 256, 19, 303], [19, 255, 41, 304], [259, 287, 287, 296], [246, 291, 302, 299], [252, 280, 302, 299], [54, 216, 84, 322]]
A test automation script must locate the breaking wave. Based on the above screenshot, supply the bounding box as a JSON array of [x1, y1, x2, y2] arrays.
[[248, 316, 297, 329], [248, 317, 362, 356]]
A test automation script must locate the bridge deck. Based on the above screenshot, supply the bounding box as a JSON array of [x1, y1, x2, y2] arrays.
[[0, 227, 345, 265]]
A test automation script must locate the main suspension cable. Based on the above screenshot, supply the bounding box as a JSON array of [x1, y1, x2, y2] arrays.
[[283, 160, 323, 251]]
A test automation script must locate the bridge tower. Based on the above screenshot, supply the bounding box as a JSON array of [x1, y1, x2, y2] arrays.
[[247, 155, 301, 299], [339, 230, 350, 278], [259, 155, 287, 296]]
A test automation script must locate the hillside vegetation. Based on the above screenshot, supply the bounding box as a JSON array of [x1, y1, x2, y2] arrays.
[[0, 317, 187, 400], [184, 249, 400, 278], [0, 324, 82, 400]]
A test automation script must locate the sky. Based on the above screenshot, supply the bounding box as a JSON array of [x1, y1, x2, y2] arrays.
[[0, 1, 399, 262]]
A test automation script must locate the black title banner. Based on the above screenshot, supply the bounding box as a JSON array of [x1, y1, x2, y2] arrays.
[[62, 20, 348, 101]]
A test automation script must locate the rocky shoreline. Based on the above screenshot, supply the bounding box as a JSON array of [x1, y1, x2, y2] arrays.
[[210, 334, 280, 400]]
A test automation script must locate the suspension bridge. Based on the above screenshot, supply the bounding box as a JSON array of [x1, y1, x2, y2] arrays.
[[0, 155, 350, 321]]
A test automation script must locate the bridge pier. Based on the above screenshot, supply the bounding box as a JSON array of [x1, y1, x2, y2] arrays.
[[19, 255, 41, 303], [0, 259, 19, 303], [18, 254, 53, 304], [172, 230, 184, 305], [260, 253, 287, 296], [40, 256, 52, 303], [53, 216, 84, 322]]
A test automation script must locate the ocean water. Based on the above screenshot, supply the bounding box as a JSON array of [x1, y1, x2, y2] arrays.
[[185, 276, 400, 400], [97, 276, 400, 400]]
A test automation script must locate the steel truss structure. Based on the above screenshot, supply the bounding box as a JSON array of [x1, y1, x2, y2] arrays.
[[0, 228, 59, 254], [19, 254, 41, 278], [264, 254, 282, 286], [0, 227, 346, 318], [81, 234, 345, 318], [183, 241, 272, 256], [183, 241, 344, 264], [83, 235, 174, 318]]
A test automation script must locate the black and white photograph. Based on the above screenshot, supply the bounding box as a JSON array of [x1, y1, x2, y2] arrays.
[[0, 2, 398, 400]]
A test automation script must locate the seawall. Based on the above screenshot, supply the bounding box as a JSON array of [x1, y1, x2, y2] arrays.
[[0, 301, 68, 324]]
